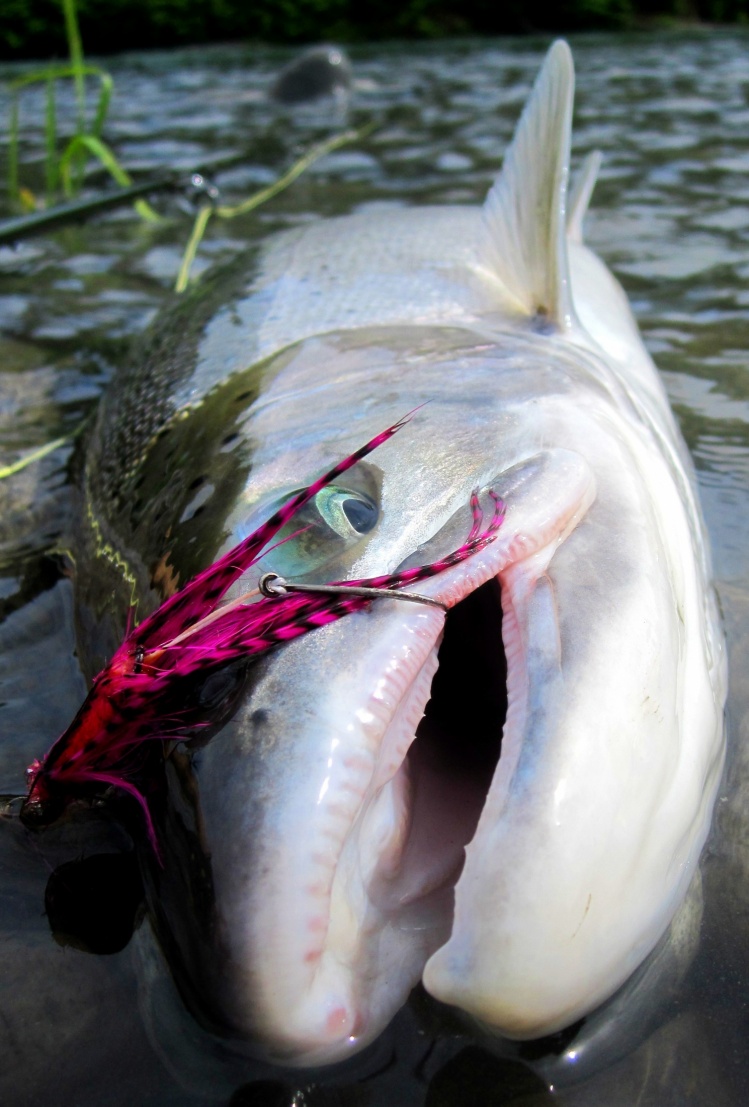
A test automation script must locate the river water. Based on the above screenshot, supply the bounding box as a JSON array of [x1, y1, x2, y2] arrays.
[[1, 30, 749, 1107]]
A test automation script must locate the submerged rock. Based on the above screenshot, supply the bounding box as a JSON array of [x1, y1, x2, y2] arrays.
[[271, 45, 352, 104]]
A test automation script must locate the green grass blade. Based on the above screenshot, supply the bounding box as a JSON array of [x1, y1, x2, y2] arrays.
[[10, 64, 108, 92], [45, 78, 58, 200], [8, 61, 111, 199], [134, 198, 161, 223], [62, 0, 86, 131], [8, 95, 20, 207], [60, 133, 131, 195], [58, 134, 160, 220], [91, 72, 114, 138]]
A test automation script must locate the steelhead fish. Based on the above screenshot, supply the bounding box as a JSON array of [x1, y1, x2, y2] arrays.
[[37, 41, 726, 1065]]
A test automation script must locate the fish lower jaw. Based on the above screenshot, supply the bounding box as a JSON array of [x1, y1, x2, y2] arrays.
[[282, 559, 563, 1062], [249, 970, 362, 1067]]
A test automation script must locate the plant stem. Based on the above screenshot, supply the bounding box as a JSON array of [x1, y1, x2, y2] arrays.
[[216, 127, 371, 219], [62, 0, 88, 193], [62, 0, 86, 131], [0, 433, 73, 481], [174, 204, 213, 293], [174, 124, 375, 293]]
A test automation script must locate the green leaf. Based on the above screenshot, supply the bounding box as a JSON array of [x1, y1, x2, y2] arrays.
[[60, 132, 132, 196]]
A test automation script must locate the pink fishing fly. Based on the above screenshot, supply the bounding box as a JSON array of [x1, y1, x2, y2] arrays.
[[22, 416, 505, 853]]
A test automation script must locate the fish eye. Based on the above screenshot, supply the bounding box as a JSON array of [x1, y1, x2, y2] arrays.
[[243, 484, 379, 580], [314, 488, 378, 538]]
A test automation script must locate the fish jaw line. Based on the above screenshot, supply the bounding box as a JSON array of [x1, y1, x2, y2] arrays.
[[245, 451, 596, 1065]]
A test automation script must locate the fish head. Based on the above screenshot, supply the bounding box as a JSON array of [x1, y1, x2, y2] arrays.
[[142, 324, 721, 1067]]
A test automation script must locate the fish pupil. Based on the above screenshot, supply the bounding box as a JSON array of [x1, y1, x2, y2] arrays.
[[342, 496, 377, 534]]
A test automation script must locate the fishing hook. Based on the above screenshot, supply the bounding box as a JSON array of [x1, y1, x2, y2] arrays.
[[258, 572, 448, 611]]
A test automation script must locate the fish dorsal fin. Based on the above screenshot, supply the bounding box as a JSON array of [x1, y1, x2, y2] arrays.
[[567, 150, 602, 244], [481, 40, 576, 329]]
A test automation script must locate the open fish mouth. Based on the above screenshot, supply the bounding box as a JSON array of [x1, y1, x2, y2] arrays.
[[223, 449, 597, 1064], [376, 572, 508, 929]]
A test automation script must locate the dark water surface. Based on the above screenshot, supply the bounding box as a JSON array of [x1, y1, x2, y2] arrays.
[[2, 30, 749, 1107]]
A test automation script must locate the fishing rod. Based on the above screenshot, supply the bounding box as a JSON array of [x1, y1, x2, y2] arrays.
[[0, 176, 177, 244], [0, 150, 250, 246]]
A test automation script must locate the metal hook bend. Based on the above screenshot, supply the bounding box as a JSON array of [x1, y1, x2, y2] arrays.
[[258, 572, 447, 611]]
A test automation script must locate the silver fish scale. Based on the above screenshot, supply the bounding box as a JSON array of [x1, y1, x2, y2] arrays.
[[88, 206, 492, 514], [169, 206, 497, 412], [87, 256, 257, 512]]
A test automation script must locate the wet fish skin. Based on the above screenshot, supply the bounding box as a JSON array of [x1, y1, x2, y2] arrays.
[[77, 42, 726, 1065]]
